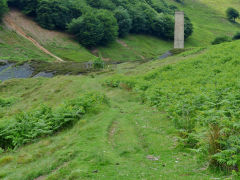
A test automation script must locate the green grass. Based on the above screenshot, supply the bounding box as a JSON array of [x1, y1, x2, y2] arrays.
[[0, 25, 54, 61], [104, 39, 240, 175], [45, 42, 96, 63], [0, 75, 224, 179], [1, 1, 240, 178], [167, 0, 240, 46], [3, 0, 240, 62]]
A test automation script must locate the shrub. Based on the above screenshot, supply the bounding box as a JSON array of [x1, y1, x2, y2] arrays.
[[184, 16, 193, 39], [93, 58, 105, 69], [212, 36, 232, 45], [0, 92, 108, 149], [232, 32, 240, 40], [226, 7, 239, 22], [0, 97, 16, 108]]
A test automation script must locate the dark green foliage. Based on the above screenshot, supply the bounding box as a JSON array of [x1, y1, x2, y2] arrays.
[[174, 0, 184, 4], [68, 12, 104, 47], [96, 10, 119, 45], [8, 0, 38, 16], [7, 0, 194, 47], [68, 9, 118, 47], [0, 0, 8, 21], [36, 0, 82, 30], [184, 16, 193, 39], [152, 14, 174, 40], [226, 7, 239, 22], [0, 97, 16, 108], [232, 32, 240, 40], [212, 36, 232, 45], [0, 92, 108, 149], [87, 0, 115, 10], [114, 7, 132, 37]]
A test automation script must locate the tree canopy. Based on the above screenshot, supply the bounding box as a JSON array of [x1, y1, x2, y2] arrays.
[[226, 7, 239, 22], [0, 0, 8, 21], [7, 0, 194, 47]]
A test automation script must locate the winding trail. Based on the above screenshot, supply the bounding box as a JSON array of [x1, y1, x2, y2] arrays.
[[3, 14, 64, 62]]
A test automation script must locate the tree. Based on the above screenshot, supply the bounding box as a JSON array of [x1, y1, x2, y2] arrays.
[[0, 0, 8, 22], [184, 16, 193, 39], [96, 10, 119, 45], [114, 7, 132, 37], [226, 7, 239, 22], [68, 12, 104, 48], [36, 0, 82, 30], [152, 14, 174, 40]]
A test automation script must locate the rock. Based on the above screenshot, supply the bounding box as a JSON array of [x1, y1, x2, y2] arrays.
[[146, 155, 159, 161], [92, 170, 98, 173]]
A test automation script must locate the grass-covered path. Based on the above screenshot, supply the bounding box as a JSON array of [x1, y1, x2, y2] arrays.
[[0, 84, 222, 179]]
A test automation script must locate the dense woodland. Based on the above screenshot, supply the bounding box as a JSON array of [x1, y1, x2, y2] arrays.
[[5, 0, 193, 47]]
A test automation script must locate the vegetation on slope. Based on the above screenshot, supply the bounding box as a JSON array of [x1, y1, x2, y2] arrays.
[[105, 40, 240, 173], [7, 0, 193, 47], [169, 0, 240, 46], [0, 75, 223, 179]]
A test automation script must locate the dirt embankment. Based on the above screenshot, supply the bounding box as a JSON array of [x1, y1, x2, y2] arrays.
[[3, 10, 64, 62]]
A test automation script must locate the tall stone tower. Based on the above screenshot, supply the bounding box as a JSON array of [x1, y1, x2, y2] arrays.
[[174, 11, 184, 49]]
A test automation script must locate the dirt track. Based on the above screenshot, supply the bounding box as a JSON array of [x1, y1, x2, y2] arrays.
[[3, 11, 64, 62]]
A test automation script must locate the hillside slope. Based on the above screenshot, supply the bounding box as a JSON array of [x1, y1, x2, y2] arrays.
[[167, 0, 240, 46], [1, 37, 240, 178], [1, 0, 240, 62]]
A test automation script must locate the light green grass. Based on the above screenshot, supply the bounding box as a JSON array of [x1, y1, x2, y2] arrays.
[[0, 75, 224, 179], [167, 0, 240, 46], [0, 26, 54, 61]]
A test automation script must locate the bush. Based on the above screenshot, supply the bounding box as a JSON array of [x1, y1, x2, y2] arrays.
[[212, 36, 232, 45], [0, 97, 16, 108], [184, 16, 193, 39], [68, 12, 104, 47], [93, 58, 105, 69], [226, 7, 239, 22], [232, 32, 240, 40]]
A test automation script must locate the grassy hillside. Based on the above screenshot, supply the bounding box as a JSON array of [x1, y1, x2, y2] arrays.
[[1, 1, 240, 177], [1, 0, 240, 62], [0, 74, 222, 180], [0, 25, 54, 61], [1, 37, 240, 178], [166, 0, 240, 46]]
